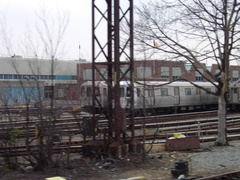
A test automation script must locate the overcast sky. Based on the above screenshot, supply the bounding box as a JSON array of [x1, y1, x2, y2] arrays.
[[0, 0, 93, 60], [0, 0, 143, 61]]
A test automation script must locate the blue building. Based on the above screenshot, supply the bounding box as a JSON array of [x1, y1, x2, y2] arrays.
[[0, 55, 84, 107]]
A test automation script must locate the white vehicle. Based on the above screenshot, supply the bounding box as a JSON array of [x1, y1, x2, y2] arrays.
[[80, 81, 218, 114], [119, 81, 218, 114], [229, 82, 240, 111], [79, 81, 108, 111]]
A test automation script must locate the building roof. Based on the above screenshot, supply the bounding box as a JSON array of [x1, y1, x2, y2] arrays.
[[0, 56, 81, 75]]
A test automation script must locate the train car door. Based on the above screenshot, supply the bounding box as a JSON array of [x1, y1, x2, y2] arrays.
[[174, 87, 180, 105], [196, 87, 201, 104], [231, 87, 240, 102], [120, 86, 128, 108], [102, 87, 108, 108], [238, 87, 240, 101], [146, 87, 155, 107]]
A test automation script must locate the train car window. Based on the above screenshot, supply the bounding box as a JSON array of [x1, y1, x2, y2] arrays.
[[196, 88, 201, 95], [205, 88, 211, 94], [80, 87, 86, 96], [174, 87, 179, 96], [126, 87, 130, 97], [87, 87, 92, 97], [185, 88, 191, 95], [95, 87, 100, 96], [148, 87, 154, 97], [103, 88, 107, 96], [161, 88, 168, 96], [120, 87, 125, 97]]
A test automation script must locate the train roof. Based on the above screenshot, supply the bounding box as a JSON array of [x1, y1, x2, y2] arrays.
[[81, 81, 218, 87], [121, 81, 217, 87], [81, 81, 107, 86], [143, 81, 215, 86]]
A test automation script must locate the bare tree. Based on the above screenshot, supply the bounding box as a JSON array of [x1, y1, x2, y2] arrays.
[[0, 5, 70, 169], [135, 0, 240, 145], [26, 6, 70, 168]]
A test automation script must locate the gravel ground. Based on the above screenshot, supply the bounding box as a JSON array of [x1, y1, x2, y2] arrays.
[[189, 140, 240, 177], [1, 140, 240, 180]]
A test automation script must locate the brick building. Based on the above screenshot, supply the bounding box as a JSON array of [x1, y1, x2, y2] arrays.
[[77, 60, 240, 84], [77, 60, 186, 83]]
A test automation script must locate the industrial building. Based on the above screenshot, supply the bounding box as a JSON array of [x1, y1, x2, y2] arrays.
[[0, 55, 84, 107]]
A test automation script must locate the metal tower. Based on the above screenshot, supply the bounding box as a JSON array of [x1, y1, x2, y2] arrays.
[[92, 0, 134, 144]]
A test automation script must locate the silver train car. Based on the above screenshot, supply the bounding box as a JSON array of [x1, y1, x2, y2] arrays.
[[229, 82, 240, 111], [79, 81, 108, 111], [79, 81, 218, 114], [120, 81, 218, 114]]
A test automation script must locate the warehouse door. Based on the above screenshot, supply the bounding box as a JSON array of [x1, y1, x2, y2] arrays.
[[174, 87, 180, 105]]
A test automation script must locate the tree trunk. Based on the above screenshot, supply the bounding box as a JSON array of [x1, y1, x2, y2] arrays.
[[215, 94, 228, 146]]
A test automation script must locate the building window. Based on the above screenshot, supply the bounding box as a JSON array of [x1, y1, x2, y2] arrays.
[[44, 86, 54, 99], [137, 66, 152, 79], [83, 69, 93, 80], [72, 76, 77, 80], [55, 75, 70, 80], [100, 68, 108, 80], [161, 66, 169, 78], [120, 66, 130, 78], [172, 67, 181, 80], [40, 75, 49, 80], [4, 74, 13, 79], [196, 77, 203, 81], [13, 75, 18, 79], [196, 69, 203, 81], [49, 75, 55, 80], [232, 70, 239, 82], [16, 75, 22, 79], [215, 69, 220, 79]]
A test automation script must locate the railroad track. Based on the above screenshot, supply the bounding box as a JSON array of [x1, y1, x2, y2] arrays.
[[0, 111, 240, 157], [197, 170, 240, 180], [0, 107, 82, 120], [0, 110, 239, 139]]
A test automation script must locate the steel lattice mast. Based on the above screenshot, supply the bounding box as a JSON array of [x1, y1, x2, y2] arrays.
[[92, 0, 134, 145]]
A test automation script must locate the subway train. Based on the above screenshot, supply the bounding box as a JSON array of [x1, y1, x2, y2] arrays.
[[79, 80, 233, 115], [229, 81, 240, 111]]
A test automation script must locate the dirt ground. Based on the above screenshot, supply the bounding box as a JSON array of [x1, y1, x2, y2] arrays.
[[0, 147, 239, 180]]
